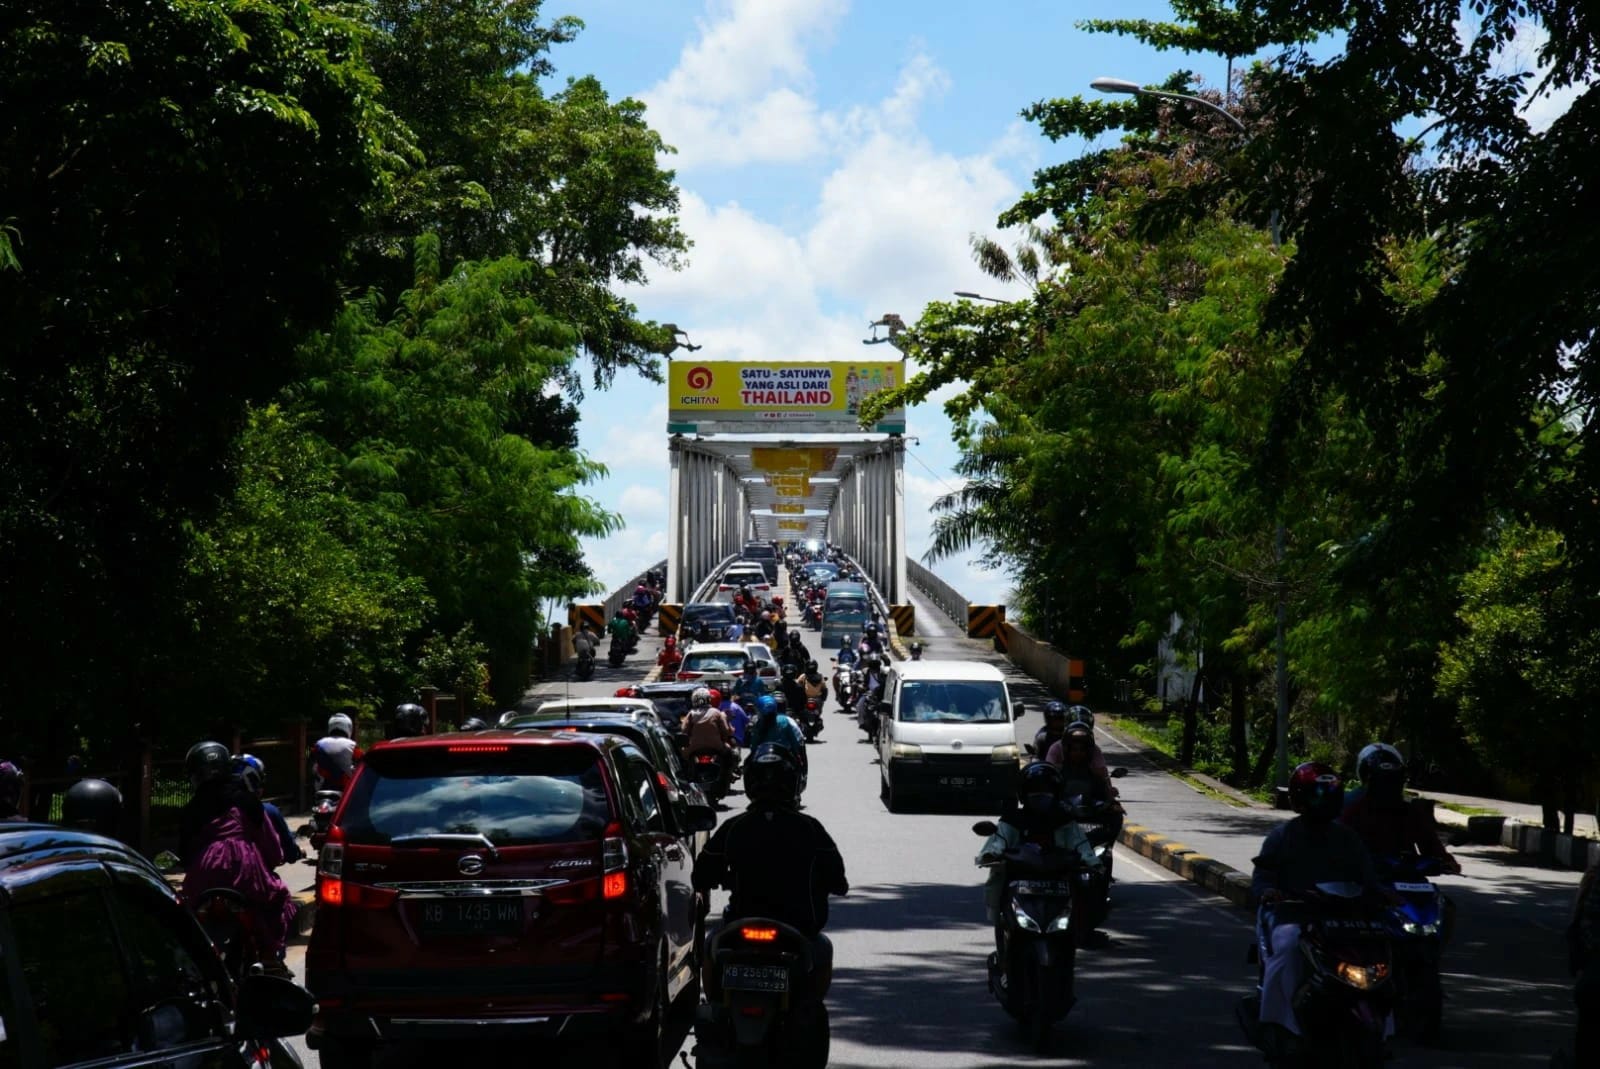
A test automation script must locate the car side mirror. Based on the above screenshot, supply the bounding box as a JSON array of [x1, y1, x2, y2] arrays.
[[683, 803, 718, 833], [234, 973, 317, 1038], [1110, 767, 1129, 779], [1012, 702, 1026, 718], [972, 820, 999, 837]]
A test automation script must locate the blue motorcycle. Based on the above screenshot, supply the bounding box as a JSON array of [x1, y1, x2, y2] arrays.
[[1377, 854, 1450, 1043]]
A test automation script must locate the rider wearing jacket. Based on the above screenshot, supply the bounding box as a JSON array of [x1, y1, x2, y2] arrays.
[[1252, 763, 1384, 1038], [1339, 742, 1460, 874], [802, 660, 830, 706], [977, 761, 1099, 950], [733, 661, 766, 708], [311, 713, 362, 793], [685, 687, 734, 758], [747, 695, 807, 773], [179, 741, 296, 975], [657, 635, 682, 680], [572, 622, 598, 661], [693, 744, 847, 995], [778, 663, 809, 722]]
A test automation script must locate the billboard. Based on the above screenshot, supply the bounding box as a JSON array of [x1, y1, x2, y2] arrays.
[[771, 503, 806, 514], [751, 446, 839, 474], [668, 361, 906, 434], [778, 519, 811, 531]]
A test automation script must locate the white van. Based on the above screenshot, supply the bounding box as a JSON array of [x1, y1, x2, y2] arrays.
[[876, 660, 1025, 811]]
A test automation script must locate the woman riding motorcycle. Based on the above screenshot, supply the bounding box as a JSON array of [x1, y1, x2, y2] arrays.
[[179, 740, 297, 975]]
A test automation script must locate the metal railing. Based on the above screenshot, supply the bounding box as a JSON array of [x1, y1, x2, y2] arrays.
[[690, 554, 741, 603], [602, 559, 668, 621], [907, 558, 969, 631]]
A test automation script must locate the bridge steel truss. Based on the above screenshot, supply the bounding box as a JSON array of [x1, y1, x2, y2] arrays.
[[666, 438, 751, 603], [827, 437, 906, 606]]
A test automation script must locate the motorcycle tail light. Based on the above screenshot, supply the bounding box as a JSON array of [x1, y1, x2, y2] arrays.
[[741, 925, 779, 942]]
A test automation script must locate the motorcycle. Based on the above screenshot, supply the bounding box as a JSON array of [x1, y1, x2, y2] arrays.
[[1237, 883, 1394, 1067], [687, 747, 733, 803], [191, 887, 262, 982], [797, 698, 825, 742], [692, 915, 829, 1069], [856, 691, 880, 744], [831, 664, 859, 713], [803, 600, 822, 629], [1377, 854, 1449, 1042], [575, 647, 596, 681], [608, 636, 628, 668], [308, 788, 342, 852], [972, 820, 1084, 1053]]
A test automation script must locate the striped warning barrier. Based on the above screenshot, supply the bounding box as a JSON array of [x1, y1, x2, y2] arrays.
[[657, 603, 682, 636], [994, 620, 1012, 654], [889, 604, 914, 637], [1068, 658, 1086, 702], [967, 605, 1004, 638], [570, 603, 606, 633]]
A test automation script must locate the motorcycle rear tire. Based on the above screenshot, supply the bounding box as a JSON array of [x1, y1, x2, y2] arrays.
[[1029, 969, 1055, 1054]]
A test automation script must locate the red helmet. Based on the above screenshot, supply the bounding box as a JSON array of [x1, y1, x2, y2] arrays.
[[664, 635, 677, 648], [1288, 762, 1344, 821], [707, 688, 723, 707]]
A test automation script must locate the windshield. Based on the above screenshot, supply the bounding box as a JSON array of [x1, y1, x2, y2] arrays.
[[683, 604, 734, 625], [825, 598, 868, 622], [342, 747, 611, 846], [682, 651, 748, 673], [897, 680, 1011, 724]]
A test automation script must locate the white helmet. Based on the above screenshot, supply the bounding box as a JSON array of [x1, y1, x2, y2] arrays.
[[327, 713, 354, 738], [690, 687, 712, 710], [1356, 742, 1405, 785]]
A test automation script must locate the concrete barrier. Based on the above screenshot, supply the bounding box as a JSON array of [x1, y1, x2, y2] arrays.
[[967, 605, 1004, 638]]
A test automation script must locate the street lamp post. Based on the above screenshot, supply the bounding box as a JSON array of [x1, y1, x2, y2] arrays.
[[953, 291, 1009, 304], [1093, 75, 1292, 795]]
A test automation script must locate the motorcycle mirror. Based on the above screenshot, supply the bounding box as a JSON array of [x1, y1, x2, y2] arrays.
[[1110, 767, 1129, 779], [1023, 743, 1037, 756], [1013, 701, 1026, 717], [972, 820, 999, 837]]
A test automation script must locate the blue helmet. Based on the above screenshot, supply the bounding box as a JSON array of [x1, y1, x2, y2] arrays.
[[757, 694, 778, 717]]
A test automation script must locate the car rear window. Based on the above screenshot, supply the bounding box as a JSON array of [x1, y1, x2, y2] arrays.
[[681, 651, 747, 673], [341, 746, 611, 846], [743, 545, 776, 558], [683, 603, 735, 625], [650, 696, 691, 720]]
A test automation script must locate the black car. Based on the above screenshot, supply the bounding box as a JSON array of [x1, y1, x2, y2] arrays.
[[740, 542, 779, 583], [499, 706, 716, 857], [679, 600, 737, 642], [0, 824, 314, 1068], [618, 681, 705, 735]]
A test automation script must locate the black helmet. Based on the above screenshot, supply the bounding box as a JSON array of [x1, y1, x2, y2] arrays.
[[743, 743, 800, 807], [1060, 721, 1094, 761], [185, 741, 232, 789], [0, 761, 22, 811], [394, 703, 427, 736], [781, 662, 798, 677], [805, 659, 818, 672], [1018, 760, 1063, 802], [1356, 742, 1405, 786], [1042, 700, 1067, 724], [1066, 704, 1095, 728], [459, 718, 488, 732], [1288, 762, 1344, 822], [62, 779, 123, 837]]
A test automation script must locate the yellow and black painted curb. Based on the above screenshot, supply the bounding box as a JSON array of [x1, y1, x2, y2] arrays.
[[1118, 823, 1253, 908], [656, 603, 681, 636], [967, 604, 1004, 638], [889, 604, 914, 637]]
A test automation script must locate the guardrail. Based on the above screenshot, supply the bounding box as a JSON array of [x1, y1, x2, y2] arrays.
[[689, 554, 741, 603], [837, 552, 909, 659], [907, 558, 968, 631]]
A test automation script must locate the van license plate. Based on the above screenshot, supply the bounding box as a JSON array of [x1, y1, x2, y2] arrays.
[[417, 899, 523, 935], [939, 777, 978, 787], [722, 964, 789, 993]]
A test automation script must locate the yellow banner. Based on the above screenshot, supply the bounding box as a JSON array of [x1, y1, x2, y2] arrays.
[[667, 361, 906, 432], [751, 446, 839, 474], [764, 474, 812, 496], [771, 503, 806, 514], [778, 520, 810, 531]]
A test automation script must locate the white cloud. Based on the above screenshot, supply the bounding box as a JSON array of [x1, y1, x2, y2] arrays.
[[618, 483, 668, 518]]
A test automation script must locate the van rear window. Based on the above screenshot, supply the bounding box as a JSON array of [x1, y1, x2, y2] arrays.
[[342, 747, 611, 846]]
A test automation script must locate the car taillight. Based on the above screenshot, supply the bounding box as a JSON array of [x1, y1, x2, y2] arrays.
[[614, 686, 637, 697], [678, 671, 700, 680], [602, 822, 629, 900], [741, 925, 779, 942], [695, 753, 718, 764], [448, 744, 508, 753], [315, 833, 397, 909], [603, 871, 628, 899], [656, 770, 681, 802]]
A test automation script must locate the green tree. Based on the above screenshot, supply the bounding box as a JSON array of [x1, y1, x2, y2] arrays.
[[0, 0, 394, 757]]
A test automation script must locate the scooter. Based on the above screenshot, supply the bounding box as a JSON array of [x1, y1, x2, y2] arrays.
[[1237, 883, 1394, 1067], [797, 698, 825, 742], [972, 820, 1084, 1053], [692, 915, 829, 1069], [191, 887, 263, 981], [687, 747, 732, 803], [575, 647, 596, 681], [608, 636, 628, 668], [856, 690, 880, 744], [1377, 854, 1449, 1043], [308, 788, 342, 852]]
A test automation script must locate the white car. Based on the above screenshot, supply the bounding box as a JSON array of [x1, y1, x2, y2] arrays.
[[675, 642, 753, 685], [524, 697, 661, 721], [744, 642, 780, 681], [719, 563, 772, 594]]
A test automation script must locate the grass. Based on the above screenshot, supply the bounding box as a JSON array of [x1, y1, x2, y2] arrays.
[[1104, 713, 1253, 808], [1415, 795, 1502, 819]]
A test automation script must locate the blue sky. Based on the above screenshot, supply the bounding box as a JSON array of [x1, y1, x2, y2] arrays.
[[549, 1, 1580, 607]]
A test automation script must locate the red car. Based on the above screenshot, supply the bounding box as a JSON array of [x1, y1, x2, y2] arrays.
[[305, 730, 716, 1068]]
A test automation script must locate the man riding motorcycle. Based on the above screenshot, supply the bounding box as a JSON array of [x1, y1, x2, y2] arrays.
[[657, 634, 683, 680], [733, 660, 766, 708], [1251, 762, 1386, 1042], [779, 663, 809, 723], [391, 702, 428, 739], [748, 695, 808, 774], [802, 660, 830, 707], [311, 713, 362, 793], [685, 686, 736, 793], [693, 743, 848, 993], [607, 607, 635, 650], [1033, 700, 1070, 758], [1339, 742, 1460, 875], [572, 621, 598, 663], [977, 761, 1101, 955]]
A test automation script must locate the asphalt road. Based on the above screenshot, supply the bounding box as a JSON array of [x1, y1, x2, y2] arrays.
[[282, 566, 1585, 1067]]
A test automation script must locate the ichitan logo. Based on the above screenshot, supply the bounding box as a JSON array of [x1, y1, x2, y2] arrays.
[[685, 365, 714, 390], [458, 855, 485, 876]]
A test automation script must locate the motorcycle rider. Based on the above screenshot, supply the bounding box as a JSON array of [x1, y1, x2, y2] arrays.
[[778, 630, 807, 671], [977, 761, 1100, 955], [835, 634, 858, 668], [179, 741, 296, 977], [802, 659, 830, 707], [234, 753, 303, 865], [458, 717, 488, 731], [311, 713, 363, 793], [727, 613, 747, 642], [862, 621, 885, 655], [657, 634, 683, 680], [1339, 742, 1461, 875], [779, 662, 809, 720], [1033, 700, 1070, 758], [1251, 762, 1386, 1042], [908, 641, 924, 661], [685, 686, 735, 786], [733, 660, 766, 707], [773, 606, 789, 648], [748, 694, 808, 773], [0, 761, 26, 822], [61, 777, 124, 839], [607, 607, 635, 651], [693, 743, 847, 1023], [854, 652, 888, 730], [392, 702, 428, 739], [718, 691, 750, 748], [572, 621, 598, 664]]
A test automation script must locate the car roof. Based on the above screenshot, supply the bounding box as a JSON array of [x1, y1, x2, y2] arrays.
[[826, 581, 867, 595], [535, 697, 657, 715], [744, 643, 776, 659], [683, 601, 735, 612], [632, 681, 702, 695], [682, 642, 750, 656], [890, 660, 1007, 682], [0, 825, 167, 880], [369, 729, 617, 752]]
